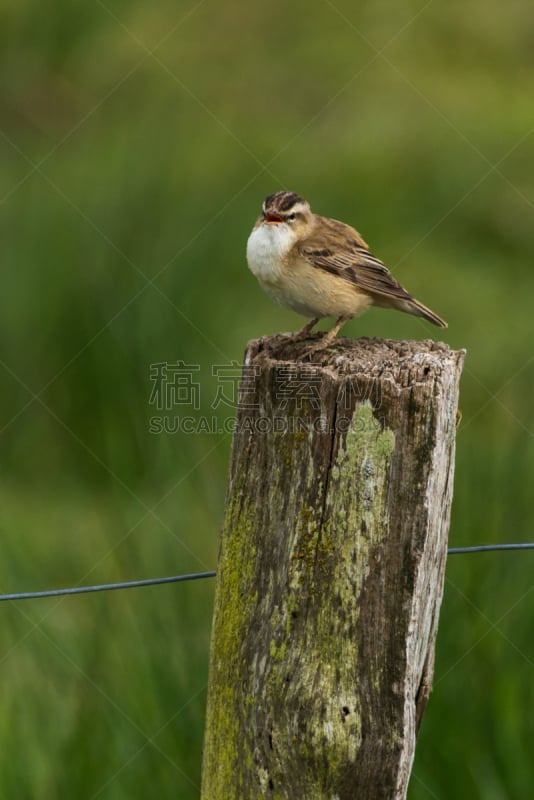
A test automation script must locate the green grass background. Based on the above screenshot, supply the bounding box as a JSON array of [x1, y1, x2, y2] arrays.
[[1, 1, 533, 797]]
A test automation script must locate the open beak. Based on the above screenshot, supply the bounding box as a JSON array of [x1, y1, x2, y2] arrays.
[[264, 211, 283, 225]]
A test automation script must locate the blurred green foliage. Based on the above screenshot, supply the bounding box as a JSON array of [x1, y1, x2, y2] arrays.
[[0, 0, 533, 796]]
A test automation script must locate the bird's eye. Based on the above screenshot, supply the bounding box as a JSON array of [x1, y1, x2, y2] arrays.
[[288, 212, 296, 221]]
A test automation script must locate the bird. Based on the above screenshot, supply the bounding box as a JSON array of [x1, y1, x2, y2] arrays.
[[246, 190, 447, 348]]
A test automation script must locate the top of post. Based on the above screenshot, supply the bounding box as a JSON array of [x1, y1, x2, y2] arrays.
[[245, 335, 466, 388]]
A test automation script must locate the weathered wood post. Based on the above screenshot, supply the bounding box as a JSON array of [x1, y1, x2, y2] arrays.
[[202, 335, 465, 800]]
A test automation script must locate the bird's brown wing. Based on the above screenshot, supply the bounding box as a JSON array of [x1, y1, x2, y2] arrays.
[[297, 219, 412, 303], [296, 217, 447, 328]]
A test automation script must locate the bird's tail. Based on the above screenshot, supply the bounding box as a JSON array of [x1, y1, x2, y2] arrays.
[[405, 297, 447, 328]]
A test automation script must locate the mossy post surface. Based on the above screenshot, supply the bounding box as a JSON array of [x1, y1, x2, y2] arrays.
[[201, 334, 465, 800]]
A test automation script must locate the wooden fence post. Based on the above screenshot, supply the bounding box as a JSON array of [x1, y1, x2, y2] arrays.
[[201, 335, 465, 800]]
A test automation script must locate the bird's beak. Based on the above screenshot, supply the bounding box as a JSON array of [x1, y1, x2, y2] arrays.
[[264, 211, 283, 225]]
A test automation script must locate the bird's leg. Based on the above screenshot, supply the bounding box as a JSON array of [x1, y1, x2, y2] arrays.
[[324, 315, 350, 343], [305, 316, 350, 352], [291, 318, 320, 342]]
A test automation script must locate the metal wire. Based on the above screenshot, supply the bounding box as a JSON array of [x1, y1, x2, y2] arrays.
[[447, 543, 534, 555], [0, 543, 533, 602], [0, 571, 216, 602]]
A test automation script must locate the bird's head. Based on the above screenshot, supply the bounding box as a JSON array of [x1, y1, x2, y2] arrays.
[[260, 191, 313, 236]]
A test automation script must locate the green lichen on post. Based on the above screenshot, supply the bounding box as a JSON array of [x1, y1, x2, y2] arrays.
[[331, 402, 395, 480], [245, 402, 398, 792], [290, 503, 320, 573], [280, 401, 396, 775], [202, 487, 258, 797], [330, 402, 395, 532], [328, 400, 395, 615]]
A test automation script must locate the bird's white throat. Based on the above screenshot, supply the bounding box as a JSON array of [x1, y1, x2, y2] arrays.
[[246, 223, 296, 284]]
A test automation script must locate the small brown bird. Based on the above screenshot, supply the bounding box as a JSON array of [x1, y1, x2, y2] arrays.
[[246, 191, 447, 346]]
